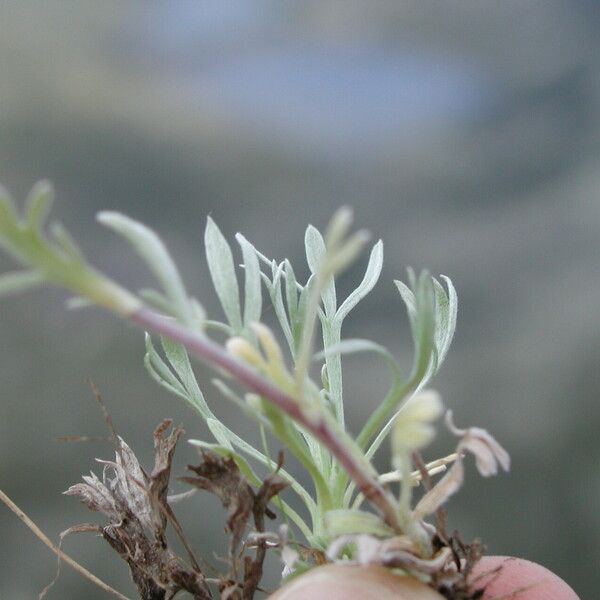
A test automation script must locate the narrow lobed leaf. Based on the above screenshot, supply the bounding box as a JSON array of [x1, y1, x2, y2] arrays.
[[236, 233, 262, 330], [434, 275, 458, 368], [305, 224, 336, 316], [160, 336, 213, 418], [314, 338, 402, 383], [0, 270, 45, 298], [205, 217, 243, 332], [206, 418, 235, 450], [325, 508, 394, 538], [335, 240, 383, 323], [97, 211, 194, 325], [284, 259, 299, 327], [25, 180, 54, 231], [49, 222, 86, 264]]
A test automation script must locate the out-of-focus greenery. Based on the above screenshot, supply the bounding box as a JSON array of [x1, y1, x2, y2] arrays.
[[1, 3, 598, 598]]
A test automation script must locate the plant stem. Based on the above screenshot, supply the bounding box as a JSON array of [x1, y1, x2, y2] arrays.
[[131, 306, 401, 531], [0, 488, 132, 600], [333, 380, 410, 505], [356, 380, 411, 449]]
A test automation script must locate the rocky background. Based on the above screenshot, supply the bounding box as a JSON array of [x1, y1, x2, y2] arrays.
[[1, 3, 598, 598]]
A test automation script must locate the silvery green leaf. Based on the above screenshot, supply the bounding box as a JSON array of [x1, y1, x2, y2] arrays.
[[206, 417, 234, 450], [434, 275, 457, 367], [305, 224, 336, 316], [335, 240, 383, 323], [413, 272, 436, 372], [143, 334, 188, 399], [175, 370, 315, 513], [315, 338, 402, 383], [0, 270, 44, 298], [296, 425, 327, 474], [97, 211, 193, 325], [204, 319, 233, 334], [284, 259, 298, 324], [320, 364, 329, 391], [325, 509, 394, 537], [415, 271, 435, 342], [50, 222, 85, 264], [295, 273, 315, 349], [191, 298, 207, 329], [205, 217, 242, 332], [160, 336, 212, 418], [188, 440, 262, 486], [25, 180, 53, 231], [396, 271, 435, 384], [432, 277, 448, 351], [394, 279, 417, 326], [138, 288, 174, 314], [250, 245, 273, 267], [264, 261, 294, 354], [304, 224, 325, 275], [65, 296, 94, 309], [320, 320, 344, 423], [212, 378, 269, 425], [236, 233, 262, 328], [144, 353, 190, 402]]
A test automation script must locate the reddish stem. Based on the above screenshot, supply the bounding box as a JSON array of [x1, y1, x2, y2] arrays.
[[131, 307, 399, 530]]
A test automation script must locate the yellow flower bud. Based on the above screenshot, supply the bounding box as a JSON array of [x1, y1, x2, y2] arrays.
[[245, 393, 263, 412], [251, 322, 285, 368], [392, 390, 443, 459], [225, 336, 265, 369]]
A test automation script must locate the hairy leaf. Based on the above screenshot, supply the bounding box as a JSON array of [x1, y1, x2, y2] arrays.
[[205, 217, 242, 332], [335, 240, 383, 323], [98, 211, 195, 326], [236, 233, 262, 330], [325, 509, 394, 537], [0, 270, 45, 297], [305, 224, 336, 317]]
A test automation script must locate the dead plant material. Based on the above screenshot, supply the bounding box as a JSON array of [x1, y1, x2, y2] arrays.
[[65, 420, 290, 599], [428, 531, 486, 600], [182, 450, 290, 599], [182, 452, 254, 570], [243, 452, 289, 598], [65, 420, 212, 600]]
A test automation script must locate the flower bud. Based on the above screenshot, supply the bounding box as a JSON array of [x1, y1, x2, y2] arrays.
[[392, 390, 443, 460], [226, 336, 265, 369]]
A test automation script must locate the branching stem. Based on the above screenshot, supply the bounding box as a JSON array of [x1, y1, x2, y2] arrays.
[[132, 306, 401, 531]]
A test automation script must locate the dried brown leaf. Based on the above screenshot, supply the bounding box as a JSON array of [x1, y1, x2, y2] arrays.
[[243, 452, 289, 599], [414, 459, 465, 519], [446, 411, 510, 477], [65, 421, 212, 600], [182, 451, 255, 564], [148, 419, 184, 534], [182, 449, 289, 599], [414, 412, 510, 519]]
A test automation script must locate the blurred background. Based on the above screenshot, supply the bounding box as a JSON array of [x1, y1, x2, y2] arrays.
[[1, 2, 599, 598]]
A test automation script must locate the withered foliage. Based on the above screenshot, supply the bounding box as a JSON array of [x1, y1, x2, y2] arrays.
[[65, 420, 288, 600], [182, 450, 289, 599], [413, 453, 488, 600]]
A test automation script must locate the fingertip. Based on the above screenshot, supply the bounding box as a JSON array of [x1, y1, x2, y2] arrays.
[[472, 556, 580, 600], [268, 556, 580, 600]]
